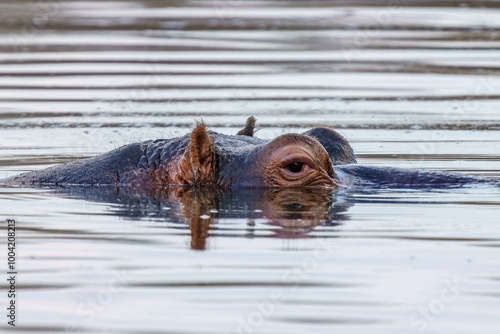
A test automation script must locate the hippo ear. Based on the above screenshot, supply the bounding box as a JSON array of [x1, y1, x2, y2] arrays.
[[236, 116, 256, 137], [178, 124, 215, 184], [190, 125, 214, 182], [302, 127, 357, 165]]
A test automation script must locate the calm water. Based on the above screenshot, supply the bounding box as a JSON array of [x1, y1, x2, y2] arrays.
[[1, 1, 500, 333]]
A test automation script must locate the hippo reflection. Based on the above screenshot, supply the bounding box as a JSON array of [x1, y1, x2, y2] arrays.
[[3, 116, 499, 189], [52, 186, 351, 250]]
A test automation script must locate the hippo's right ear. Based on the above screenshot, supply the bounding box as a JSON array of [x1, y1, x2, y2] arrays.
[[302, 127, 357, 165], [178, 125, 215, 185]]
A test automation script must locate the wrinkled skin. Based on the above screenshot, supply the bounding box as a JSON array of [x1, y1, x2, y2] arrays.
[[2, 116, 498, 189]]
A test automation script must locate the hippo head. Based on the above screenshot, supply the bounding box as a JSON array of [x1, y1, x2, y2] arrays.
[[152, 116, 357, 189], [3, 116, 357, 189]]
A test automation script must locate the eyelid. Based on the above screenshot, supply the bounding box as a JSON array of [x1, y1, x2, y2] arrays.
[[280, 154, 317, 169]]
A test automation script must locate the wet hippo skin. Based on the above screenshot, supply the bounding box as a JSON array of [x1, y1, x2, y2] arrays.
[[2, 117, 498, 189]]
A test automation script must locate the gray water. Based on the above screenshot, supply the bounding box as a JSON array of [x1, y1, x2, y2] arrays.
[[1, 1, 500, 333]]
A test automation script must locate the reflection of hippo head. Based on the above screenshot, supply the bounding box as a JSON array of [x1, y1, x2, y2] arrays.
[[52, 186, 353, 251], [259, 188, 339, 237], [4, 116, 356, 189]]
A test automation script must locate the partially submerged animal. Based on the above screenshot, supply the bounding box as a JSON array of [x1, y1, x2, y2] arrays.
[[3, 117, 498, 189]]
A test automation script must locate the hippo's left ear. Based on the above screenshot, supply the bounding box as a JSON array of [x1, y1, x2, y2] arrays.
[[302, 127, 357, 165], [236, 116, 256, 137], [178, 125, 215, 185]]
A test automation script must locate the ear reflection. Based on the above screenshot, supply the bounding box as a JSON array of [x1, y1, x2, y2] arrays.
[[51, 186, 353, 250], [171, 188, 219, 251]]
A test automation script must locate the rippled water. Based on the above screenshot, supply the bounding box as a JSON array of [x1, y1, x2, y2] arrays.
[[1, 1, 500, 333]]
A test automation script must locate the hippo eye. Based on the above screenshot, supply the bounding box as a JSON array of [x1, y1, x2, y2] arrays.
[[285, 162, 304, 173]]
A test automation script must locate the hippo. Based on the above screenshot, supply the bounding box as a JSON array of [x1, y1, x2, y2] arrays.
[[2, 116, 498, 189]]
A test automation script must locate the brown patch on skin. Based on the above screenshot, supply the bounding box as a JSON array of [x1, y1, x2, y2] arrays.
[[260, 134, 338, 188], [169, 150, 194, 185], [236, 116, 256, 137], [129, 124, 217, 189]]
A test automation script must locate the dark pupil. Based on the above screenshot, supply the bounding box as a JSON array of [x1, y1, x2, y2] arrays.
[[286, 162, 304, 173]]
